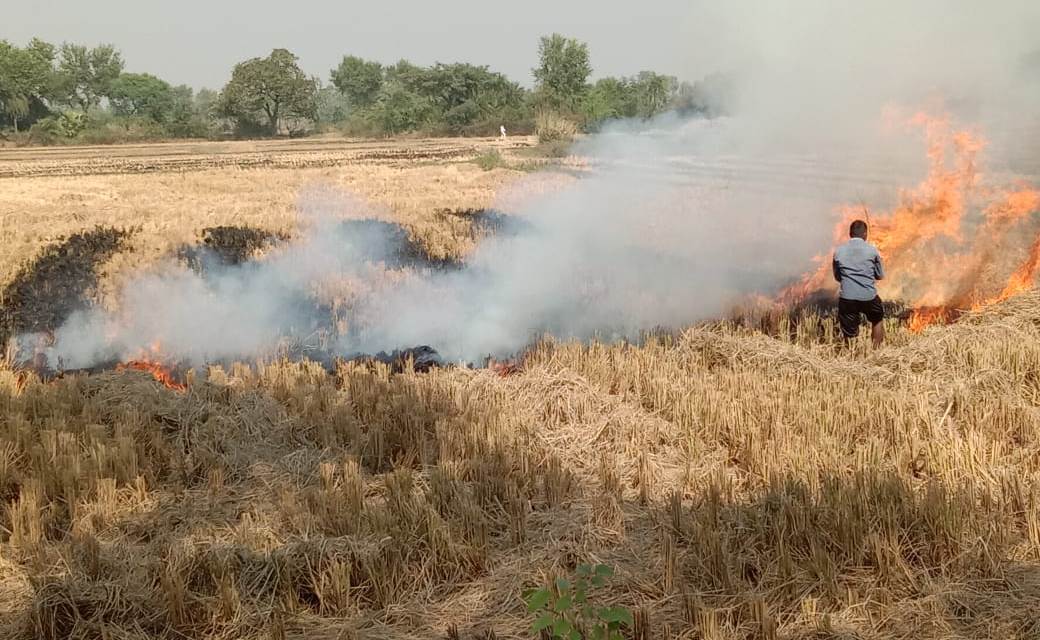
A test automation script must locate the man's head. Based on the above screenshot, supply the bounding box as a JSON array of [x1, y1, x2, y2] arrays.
[[849, 219, 868, 239]]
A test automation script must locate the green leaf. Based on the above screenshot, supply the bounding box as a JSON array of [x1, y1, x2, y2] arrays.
[[600, 607, 634, 625], [577, 564, 593, 576], [591, 576, 605, 588], [552, 618, 573, 637], [555, 578, 571, 594], [590, 627, 607, 640], [532, 613, 555, 633], [526, 589, 552, 612], [567, 629, 581, 640], [555, 595, 573, 612], [594, 564, 614, 577]]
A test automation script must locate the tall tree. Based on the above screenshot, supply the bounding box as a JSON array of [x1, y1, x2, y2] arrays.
[[219, 48, 317, 135], [314, 82, 350, 126], [630, 71, 677, 118], [369, 81, 435, 135], [584, 77, 634, 124], [108, 73, 175, 122], [55, 43, 123, 111], [330, 55, 383, 107], [0, 38, 56, 131], [533, 34, 591, 110]]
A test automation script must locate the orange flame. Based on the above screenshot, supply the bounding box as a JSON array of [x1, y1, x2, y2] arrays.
[[978, 234, 1040, 308], [907, 307, 955, 333], [488, 358, 522, 377], [784, 111, 1040, 331], [116, 360, 186, 391]]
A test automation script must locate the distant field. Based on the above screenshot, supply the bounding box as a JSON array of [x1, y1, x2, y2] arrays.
[[0, 135, 575, 294], [0, 136, 538, 178]]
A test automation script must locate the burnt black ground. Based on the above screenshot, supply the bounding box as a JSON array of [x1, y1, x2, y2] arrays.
[[338, 219, 457, 270], [438, 207, 535, 238], [0, 226, 133, 347], [177, 225, 288, 274]]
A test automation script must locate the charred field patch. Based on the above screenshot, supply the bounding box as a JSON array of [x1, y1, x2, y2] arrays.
[[0, 226, 133, 347], [176, 225, 290, 273]]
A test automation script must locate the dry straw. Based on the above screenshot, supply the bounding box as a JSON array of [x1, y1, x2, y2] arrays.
[[1, 289, 1040, 638]]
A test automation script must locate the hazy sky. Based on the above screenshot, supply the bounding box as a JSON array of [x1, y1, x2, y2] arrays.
[[5, 1, 1037, 110], [4, 0, 710, 89]]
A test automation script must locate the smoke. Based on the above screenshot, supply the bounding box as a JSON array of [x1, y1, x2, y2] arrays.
[[21, 2, 1040, 367], [349, 117, 857, 361], [26, 193, 407, 368], [678, 0, 1040, 160]]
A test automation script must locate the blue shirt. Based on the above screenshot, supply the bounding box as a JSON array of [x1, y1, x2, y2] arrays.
[[833, 237, 884, 301]]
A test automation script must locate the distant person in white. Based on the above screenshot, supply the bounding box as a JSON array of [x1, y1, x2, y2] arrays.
[[500, 125, 507, 139], [833, 219, 886, 347]]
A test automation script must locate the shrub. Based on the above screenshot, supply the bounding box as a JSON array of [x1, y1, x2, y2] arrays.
[[524, 564, 632, 640], [474, 149, 505, 171], [539, 139, 573, 158], [536, 111, 577, 143], [77, 117, 167, 145]]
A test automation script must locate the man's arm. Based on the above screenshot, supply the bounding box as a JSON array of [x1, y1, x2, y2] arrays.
[[874, 249, 885, 280], [832, 252, 842, 282]]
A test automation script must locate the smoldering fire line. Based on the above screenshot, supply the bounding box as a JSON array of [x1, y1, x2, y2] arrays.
[[12, 110, 1040, 376]]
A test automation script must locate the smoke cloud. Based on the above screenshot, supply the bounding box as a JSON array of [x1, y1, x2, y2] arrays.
[[22, 2, 1040, 367]]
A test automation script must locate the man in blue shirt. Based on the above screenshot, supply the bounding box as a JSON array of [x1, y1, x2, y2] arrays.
[[833, 219, 886, 347]]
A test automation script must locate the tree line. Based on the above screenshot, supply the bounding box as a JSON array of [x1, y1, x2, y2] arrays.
[[0, 34, 732, 145]]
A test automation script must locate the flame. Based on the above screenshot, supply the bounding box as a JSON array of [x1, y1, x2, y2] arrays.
[[784, 111, 1040, 331], [116, 360, 186, 391], [907, 307, 955, 333], [976, 234, 1040, 308], [487, 357, 522, 377], [115, 342, 184, 391]]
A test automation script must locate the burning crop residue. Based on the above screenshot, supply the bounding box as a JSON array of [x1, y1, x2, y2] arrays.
[[785, 111, 1040, 330], [6, 109, 1039, 381], [115, 359, 186, 391]]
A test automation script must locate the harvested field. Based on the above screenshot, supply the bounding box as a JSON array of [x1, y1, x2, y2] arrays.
[[2, 297, 1040, 639], [1, 136, 1039, 640], [0, 136, 537, 178], [0, 137, 578, 300]]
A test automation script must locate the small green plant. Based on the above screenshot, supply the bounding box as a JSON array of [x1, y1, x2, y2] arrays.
[[524, 564, 632, 639], [474, 148, 505, 171]]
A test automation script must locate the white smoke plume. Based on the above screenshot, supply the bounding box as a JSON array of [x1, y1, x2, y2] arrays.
[[21, 1, 1040, 368], [25, 193, 406, 368]]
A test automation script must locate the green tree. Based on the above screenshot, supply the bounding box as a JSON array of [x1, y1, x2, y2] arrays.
[[533, 33, 591, 110], [315, 83, 350, 127], [330, 55, 383, 107], [0, 38, 56, 131], [55, 43, 123, 111], [165, 84, 212, 137], [368, 81, 435, 135], [630, 71, 677, 118], [384, 59, 423, 86], [194, 88, 218, 115], [584, 77, 634, 125], [108, 72, 175, 122], [218, 48, 317, 135]]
